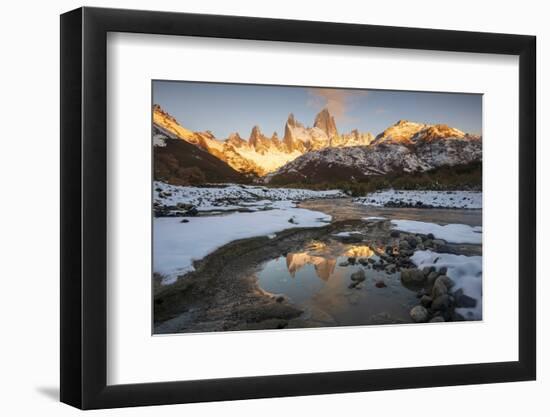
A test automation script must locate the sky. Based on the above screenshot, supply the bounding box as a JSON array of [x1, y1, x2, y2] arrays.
[[153, 80, 482, 140]]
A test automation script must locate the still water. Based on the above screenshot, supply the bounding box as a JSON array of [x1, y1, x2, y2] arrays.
[[257, 240, 419, 326]]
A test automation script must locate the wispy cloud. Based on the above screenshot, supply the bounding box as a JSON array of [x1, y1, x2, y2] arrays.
[[307, 88, 367, 123]]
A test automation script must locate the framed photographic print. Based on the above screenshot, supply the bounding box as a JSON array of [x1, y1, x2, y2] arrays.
[[60, 6, 536, 409]]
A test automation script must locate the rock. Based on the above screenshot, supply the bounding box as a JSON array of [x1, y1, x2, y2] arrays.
[[375, 280, 387, 288], [399, 240, 411, 250], [410, 305, 429, 323], [367, 258, 376, 264], [420, 295, 433, 307], [390, 230, 400, 238], [348, 257, 356, 265], [406, 236, 418, 248], [432, 294, 450, 311], [401, 268, 426, 286], [180, 219, 190, 223], [385, 263, 396, 271], [275, 295, 285, 303], [432, 278, 448, 298], [427, 233, 435, 240], [422, 266, 435, 276], [338, 261, 350, 267], [426, 271, 439, 286], [436, 275, 455, 289], [348, 282, 358, 289], [416, 288, 428, 298], [438, 266, 448, 275], [429, 316, 445, 323], [358, 258, 369, 266], [454, 291, 477, 308], [355, 283, 363, 290], [350, 270, 366, 282]]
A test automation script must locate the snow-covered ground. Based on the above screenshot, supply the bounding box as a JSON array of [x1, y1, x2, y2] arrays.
[[411, 250, 482, 319], [391, 220, 482, 244], [332, 231, 363, 237], [154, 181, 344, 212], [354, 190, 482, 209], [154, 203, 332, 285]]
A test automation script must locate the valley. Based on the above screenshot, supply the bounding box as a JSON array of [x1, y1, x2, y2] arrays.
[[151, 84, 483, 333], [153, 183, 482, 333]]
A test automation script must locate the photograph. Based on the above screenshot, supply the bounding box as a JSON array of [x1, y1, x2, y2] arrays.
[[152, 81, 483, 334]]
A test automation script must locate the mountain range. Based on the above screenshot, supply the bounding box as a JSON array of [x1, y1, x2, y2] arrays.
[[152, 104, 481, 185]]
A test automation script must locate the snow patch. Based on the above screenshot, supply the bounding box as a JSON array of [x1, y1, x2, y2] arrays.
[[354, 190, 482, 209], [332, 231, 363, 237], [154, 207, 332, 285], [154, 181, 344, 212], [411, 250, 482, 319], [391, 220, 482, 244]]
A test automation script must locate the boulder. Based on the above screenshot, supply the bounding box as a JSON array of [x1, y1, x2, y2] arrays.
[[432, 278, 449, 298], [350, 270, 366, 282], [422, 266, 435, 276], [420, 295, 433, 307], [429, 316, 445, 323], [401, 268, 426, 286], [399, 240, 411, 250], [436, 275, 455, 289], [432, 294, 450, 311], [410, 305, 429, 323], [426, 271, 439, 286], [454, 289, 477, 308]]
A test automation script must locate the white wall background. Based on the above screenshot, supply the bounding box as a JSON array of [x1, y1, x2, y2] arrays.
[[0, 0, 545, 415]]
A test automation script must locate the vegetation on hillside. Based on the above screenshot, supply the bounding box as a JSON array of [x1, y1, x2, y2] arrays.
[[266, 162, 482, 196]]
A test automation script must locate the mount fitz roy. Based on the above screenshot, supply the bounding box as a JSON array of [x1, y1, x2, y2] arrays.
[[152, 104, 481, 184]]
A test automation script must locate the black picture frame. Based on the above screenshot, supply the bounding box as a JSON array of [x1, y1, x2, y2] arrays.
[[60, 6, 536, 410]]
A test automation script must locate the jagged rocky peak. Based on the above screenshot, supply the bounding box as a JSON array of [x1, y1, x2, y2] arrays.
[[286, 113, 304, 129], [227, 132, 246, 145], [249, 125, 275, 153], [249, 125, 266, 144], [314, 108, 339, 138], [152, 104, 196, 141], [197, 130, 216, 140], [153, 104, 176, 124]]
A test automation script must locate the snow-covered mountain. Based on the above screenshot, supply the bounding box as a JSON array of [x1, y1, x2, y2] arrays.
[[153, 104, 374, 176], [266, 120, 481, 184]]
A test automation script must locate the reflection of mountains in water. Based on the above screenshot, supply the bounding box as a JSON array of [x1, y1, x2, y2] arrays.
[[286, 253, 336, 281], [285, 244, 380, 281]]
